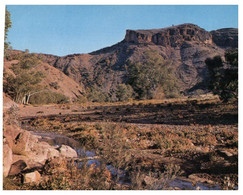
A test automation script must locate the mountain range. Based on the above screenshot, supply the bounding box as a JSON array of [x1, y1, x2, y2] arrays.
[[5, 23, 238, 101]]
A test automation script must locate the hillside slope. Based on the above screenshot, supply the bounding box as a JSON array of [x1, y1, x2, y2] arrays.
[[3, 58, 85, 102]]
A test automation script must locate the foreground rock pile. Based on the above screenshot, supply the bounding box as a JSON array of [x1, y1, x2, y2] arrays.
[[3, 106, 78, 184]]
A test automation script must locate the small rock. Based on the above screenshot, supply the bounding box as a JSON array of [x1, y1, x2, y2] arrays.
[[196, 186, 201, 190], [223, 162, 231, 167], [143, 175, 158, 186], [206, 179, 215, 185], [195, 146, 204, 152], [24, 171, 41, 184], [188, 174, 214, 185], [217, 149, 233, 158], [59, 145, 77, 158]]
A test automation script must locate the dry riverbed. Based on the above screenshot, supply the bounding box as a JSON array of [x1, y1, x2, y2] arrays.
[[15, 98, 238, 190]]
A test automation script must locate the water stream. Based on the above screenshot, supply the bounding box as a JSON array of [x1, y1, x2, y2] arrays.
[[31, 131, 223, 190]]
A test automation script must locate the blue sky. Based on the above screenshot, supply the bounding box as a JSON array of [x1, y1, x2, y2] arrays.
[[7, 5, 238, 56]]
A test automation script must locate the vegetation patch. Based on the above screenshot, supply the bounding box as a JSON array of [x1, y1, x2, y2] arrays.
[[29, 91, 69, 105]]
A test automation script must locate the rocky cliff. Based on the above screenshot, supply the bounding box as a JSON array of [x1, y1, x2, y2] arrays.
[[125, 23, 213, 46], [210, 28, 238, 48]]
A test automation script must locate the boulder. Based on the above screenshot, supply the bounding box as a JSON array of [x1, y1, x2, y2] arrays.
[[12, 131, 38, 156], [28, 141, 60, 164], [11, 130, 60, 164], [3, 124, 22, 150], [3, 143, 13, 177], [47, 147, 60, 159], [59, 145, 78, 158], [11, 138, 60, 167], [12, 154, 44, 170], [23, 171, 41, 184], [8, 160, 27, 176]]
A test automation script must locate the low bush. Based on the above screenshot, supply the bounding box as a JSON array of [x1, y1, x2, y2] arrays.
[[29, 91, 69, 105], [75, 95, 88, 104], [116, 84, 134, 102], [49, 82, 60, 90], [86, 85, 111, 103]]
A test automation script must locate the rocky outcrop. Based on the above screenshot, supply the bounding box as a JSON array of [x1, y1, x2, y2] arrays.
[[210, 28, 238, 48], [3, 109, 64, 178], [125, 23, 213, 47], [11, 131, 60, 164]]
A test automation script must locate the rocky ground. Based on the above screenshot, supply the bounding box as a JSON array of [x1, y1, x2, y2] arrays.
[[3, 97, 238, 190], [3, 107, 79, 185]]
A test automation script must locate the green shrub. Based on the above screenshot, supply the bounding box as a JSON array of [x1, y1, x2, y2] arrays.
[[115, 84, 134, 102], [86, 85, 110, 102], [75, 95, 88, 103], [4, 8, 12, 58], [205, 49, 238, 102], [29, 91, 69, 105], [126, 50, 179, 100], [49, 82, 60, 90], [4, 53, 45, 103]]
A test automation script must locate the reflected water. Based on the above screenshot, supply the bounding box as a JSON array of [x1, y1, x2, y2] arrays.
[[32, 131, 225, 190]]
